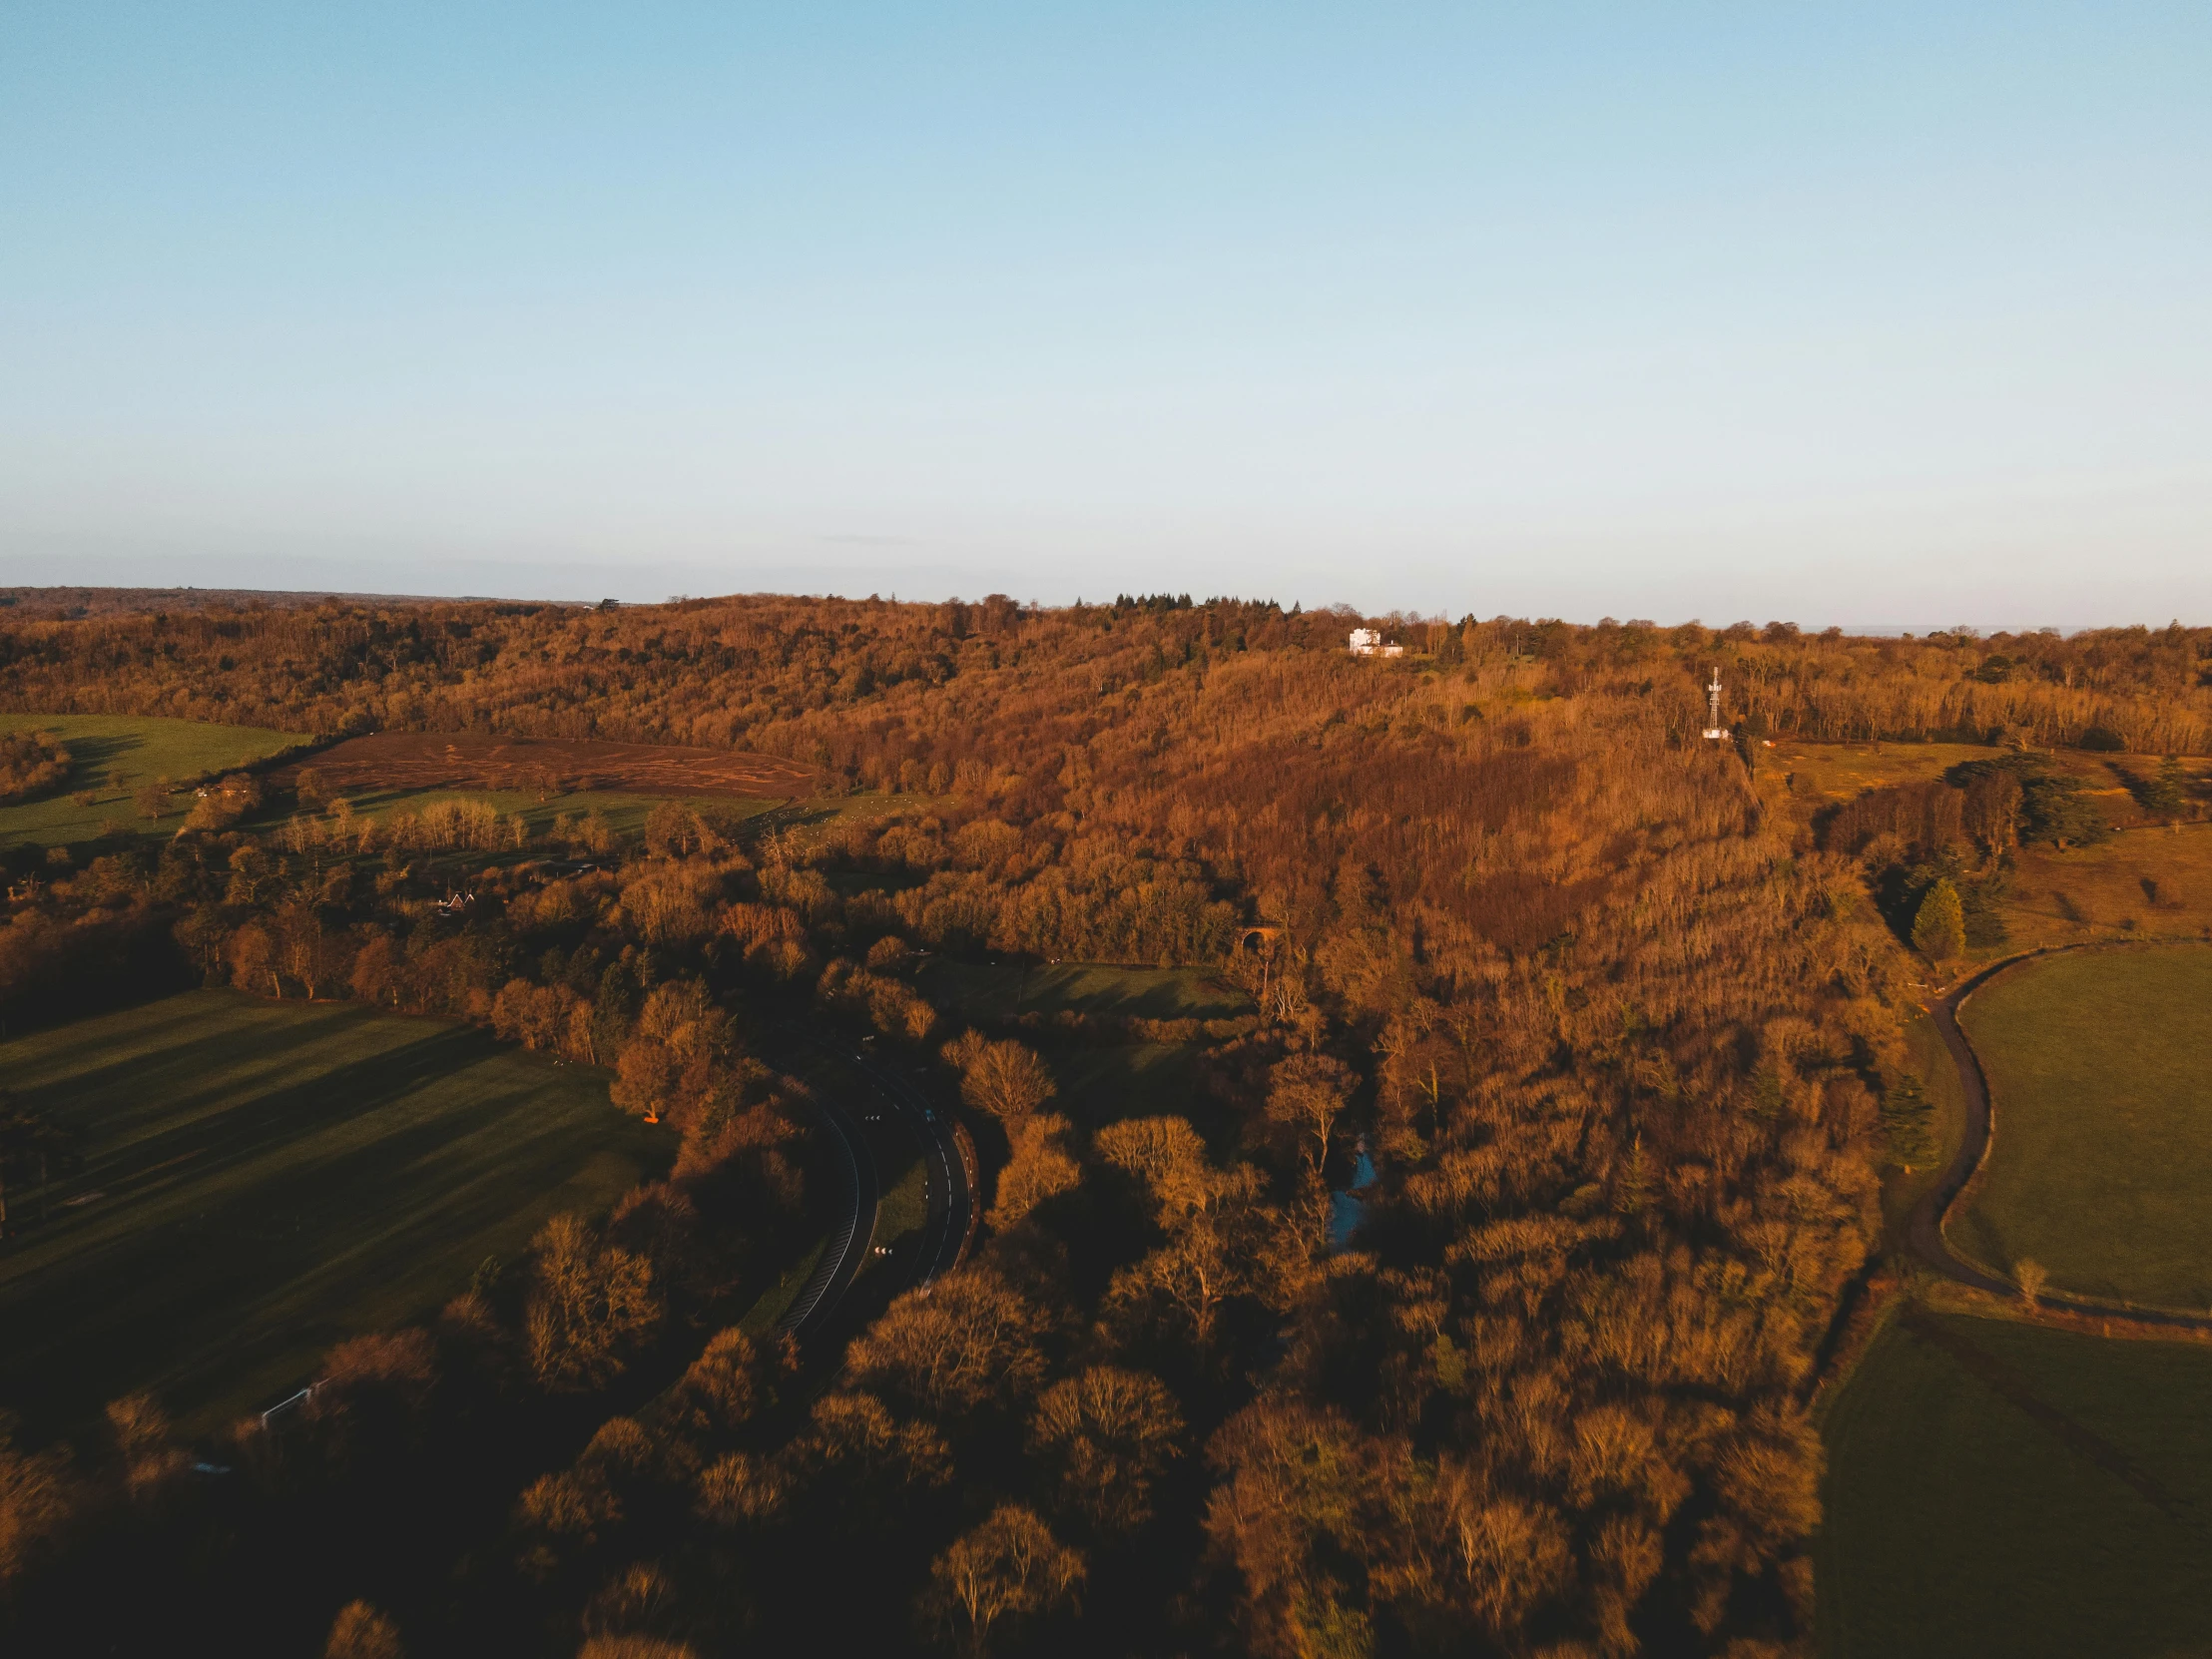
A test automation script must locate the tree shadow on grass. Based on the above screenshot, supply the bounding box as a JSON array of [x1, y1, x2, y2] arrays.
[[1902, 1310, 2179, 1516], [0, 1019, 641, 1432], [54, 732, 148, 779]]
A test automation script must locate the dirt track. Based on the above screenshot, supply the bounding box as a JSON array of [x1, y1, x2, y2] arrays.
[[277, 731, 821, 800]]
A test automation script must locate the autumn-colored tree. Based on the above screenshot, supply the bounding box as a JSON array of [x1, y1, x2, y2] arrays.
[[790, 1391, 953, 1530], [1266, 1052, 1355, 1175], [105, 1394, 190, 1505], [1096, 1124, 1290, 1354], [0, 1419, 75, 1590], [1201, 1401, 1380, 1659], [324, 1600, 404, 1659], [694, 1450, 786, 1528], [525, 1215, 663, 1393], [348, 932, 402, 1005], [276, 898, 341, 999], [1960, 766, 2023, 862], [661, 1327, 786, 1445], [511, 1465, 623, 1584], [1093, 1115, 1215, 1221], [1374, 1456, 1574, 1648], [988, 1113, 1081, 1231], [945, 1034, 1056, 1125], [228, 919, 281, 997], [581, 1561, 681, 1644], [576, 1638, 698, 1659], [843, 1267, 1047, 1417], [610, 1039, 684, 1124], [1026, 1367, 1183, 1533], [0, 730, 71, 804], [223, 841, 272, 902], [918, 1504, 1085, 1658]]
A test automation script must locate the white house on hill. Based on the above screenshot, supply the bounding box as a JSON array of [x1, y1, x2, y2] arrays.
[[1349, 628, 1403, 658]]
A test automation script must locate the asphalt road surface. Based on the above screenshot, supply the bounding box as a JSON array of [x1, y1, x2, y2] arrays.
[[782, 1037, 975, 1340]]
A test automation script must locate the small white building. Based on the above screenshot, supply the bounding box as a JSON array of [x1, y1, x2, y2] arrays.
[[1349, 628, 1404, 658]]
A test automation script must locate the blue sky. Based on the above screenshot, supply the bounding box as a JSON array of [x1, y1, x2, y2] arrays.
[[3, 3, 2207, 624]]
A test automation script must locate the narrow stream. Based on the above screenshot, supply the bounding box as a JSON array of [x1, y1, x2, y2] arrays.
[[1329, 1137, 1378, 1248]]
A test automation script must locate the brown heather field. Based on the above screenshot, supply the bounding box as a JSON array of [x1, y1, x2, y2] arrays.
[[276, 730, 822, 801]]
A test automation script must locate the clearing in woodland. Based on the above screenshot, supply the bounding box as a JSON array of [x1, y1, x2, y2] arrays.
[[1950, 944, 2212, 1312], [277, 730, 821, 800], [0, 989, 668, 1434], [915, 958, 1252, 1023], [1997, 823, 2212, 949], [1767, 740, 2212, 954], [1818, 1308, 2212, 1659], [0, 712, 305, 847]]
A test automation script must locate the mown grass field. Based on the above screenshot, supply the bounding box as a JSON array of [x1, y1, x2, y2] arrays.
[[917, 959, 1251, 1023], [1818, 1308, 2212, 1659], [0, 990, 668, 1434], [0, 712, 305, 847], [1951, 944, 2212, 1311]]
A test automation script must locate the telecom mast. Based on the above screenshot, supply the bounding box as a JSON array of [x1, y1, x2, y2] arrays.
[[1702, 667, 1730, 740]]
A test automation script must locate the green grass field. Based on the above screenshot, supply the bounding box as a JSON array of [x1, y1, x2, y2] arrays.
[[1879, 1009, 1969, 1241], [0, 712, 801, 863], [1951, 945, 2212, 1311], [0, 713, 305, 847], [917, 959, 1251, 1023], [1818, 1308, 2212, 1658], [0, 990, 668, 1434]]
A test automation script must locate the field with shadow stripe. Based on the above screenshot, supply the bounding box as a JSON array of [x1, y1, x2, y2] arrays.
[[1818, 1309, 2212, 1659], [0, 989, 669, 1435]]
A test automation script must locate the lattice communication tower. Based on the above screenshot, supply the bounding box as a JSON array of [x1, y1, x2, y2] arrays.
[[1702, 667, 1731, 741]]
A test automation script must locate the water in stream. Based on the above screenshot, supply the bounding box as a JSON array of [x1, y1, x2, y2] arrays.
[[1329, 1140, 1378, 1248]]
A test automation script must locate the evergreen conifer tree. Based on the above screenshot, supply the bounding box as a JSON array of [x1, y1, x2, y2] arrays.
[[1912, 878, 1965, 961], [2143, 756, 2189, 822]]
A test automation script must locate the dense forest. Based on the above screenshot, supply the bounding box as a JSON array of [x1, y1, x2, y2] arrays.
[[3, 594, 2209, 1658]]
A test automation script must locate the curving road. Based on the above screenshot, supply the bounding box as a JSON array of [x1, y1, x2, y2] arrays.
[[1904, 945, 2212, 1334], [844, 1046, 978, 1285], [780, 1036, 975, 1340], [778, 1087, 876, 1336]]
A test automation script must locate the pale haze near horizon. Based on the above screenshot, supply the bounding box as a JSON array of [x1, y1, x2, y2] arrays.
[[2, 4, 2206, 628]]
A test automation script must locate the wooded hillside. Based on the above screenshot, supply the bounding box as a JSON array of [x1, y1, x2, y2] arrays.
[[3, 593, 2205, 1658]]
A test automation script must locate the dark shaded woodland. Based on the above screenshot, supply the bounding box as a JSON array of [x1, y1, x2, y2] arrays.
[[3, 595, 2209, 1658]]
